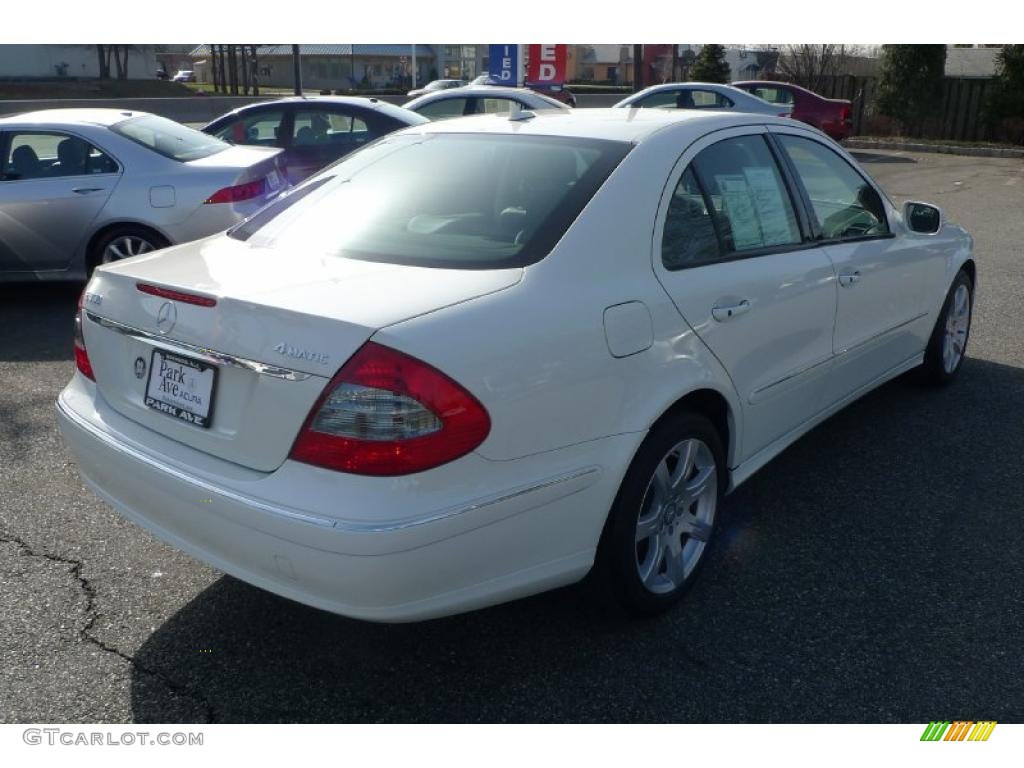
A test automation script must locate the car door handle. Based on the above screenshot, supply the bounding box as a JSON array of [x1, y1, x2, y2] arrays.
[[711, 300, 751, 322], [838, 270, 861, 288], [72, 187, 106, 194]]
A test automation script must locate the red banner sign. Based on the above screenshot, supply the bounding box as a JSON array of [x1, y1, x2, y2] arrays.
[[526, 44, 567, 85]]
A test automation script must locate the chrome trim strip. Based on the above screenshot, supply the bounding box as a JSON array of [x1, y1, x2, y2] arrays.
[[750, 354, 833, 400], [835, 312, 929, 356], [57, 394, 599, 534], [750, 312, 929, 399], [85, 312, 312, 381], [356, 466, 601, 533]]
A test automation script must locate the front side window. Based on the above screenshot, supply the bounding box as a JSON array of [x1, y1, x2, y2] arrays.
[[633, 90, 679, 109], [229, 133, 630, 269], [414, 98, 471, 120], [292, 110, 372, 146], [778, 135, 890, 240], [214, 110, 286, 147], [3, 132, 118, 180], [691, 135, 802, 253], [110, 115, 228, 162]]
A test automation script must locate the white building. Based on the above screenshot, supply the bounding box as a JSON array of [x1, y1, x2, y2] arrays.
[[0, 45, 160, 79]]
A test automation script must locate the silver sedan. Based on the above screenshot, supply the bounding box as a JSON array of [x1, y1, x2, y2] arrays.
[[403, 86, 569, 120], [614, 82, 790, 117], [0, 108, 288, 281]]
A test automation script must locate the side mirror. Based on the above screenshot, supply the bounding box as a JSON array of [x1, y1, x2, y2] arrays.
[[904, 201, 942, 235]]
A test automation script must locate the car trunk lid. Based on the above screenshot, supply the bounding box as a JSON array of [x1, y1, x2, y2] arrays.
[[81, 236, 521, 471]]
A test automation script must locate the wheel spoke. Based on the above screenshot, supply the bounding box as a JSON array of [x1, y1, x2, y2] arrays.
[[679, 511, 712, 542], [684, 465, 715, 505], [664, 543, 685, 585], [638, 534, 663, 584], [635, 508, 661, 543], [653, 461, 671, 499], [671, 440, 696, 491]]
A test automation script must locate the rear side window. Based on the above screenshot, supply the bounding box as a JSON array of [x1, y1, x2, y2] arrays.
[[414, 98, 471, 120], [691, 135, 802, 253], [230, 133, 631, 269], [750, 87, 795, 106], [292, 109, 373, 146], [661, 168, 720, 269], [777, 135, 890, 240], [688, 90, 734, 108], [479, 98, 517, 114], [110, 115, 228, 162]]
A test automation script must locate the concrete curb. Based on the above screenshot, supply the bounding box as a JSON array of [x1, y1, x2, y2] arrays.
[[846, 138, 1024, 159]]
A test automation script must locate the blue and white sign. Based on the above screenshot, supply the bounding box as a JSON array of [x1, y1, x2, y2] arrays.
[[488, 44, 519, 85]]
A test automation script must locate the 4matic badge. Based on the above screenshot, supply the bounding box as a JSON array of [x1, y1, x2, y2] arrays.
[[272, 342, 330, 365]]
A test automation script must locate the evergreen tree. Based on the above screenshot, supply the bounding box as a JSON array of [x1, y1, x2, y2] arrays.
[[690, 45, 731, 84], [987, 45, 1024, 143], [876, 45, 947, 135]]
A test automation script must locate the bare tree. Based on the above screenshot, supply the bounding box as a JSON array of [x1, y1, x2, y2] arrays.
[[777, 45, 855, 92], [96, 45, 112, 79]]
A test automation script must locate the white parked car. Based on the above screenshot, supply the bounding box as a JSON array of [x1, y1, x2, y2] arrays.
[[57, 109, 975, 622], [403, 86, 569, 120], [615, 82, 790, 117]]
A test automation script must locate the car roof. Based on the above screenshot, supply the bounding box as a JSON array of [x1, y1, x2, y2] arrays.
[[633, 81, 754, 96], [223, 96, 428, 124], [399, 107, 791, 144], [733, 80, 815, 94], [415, 86, 554, 99], [0, 108, 149, 127]]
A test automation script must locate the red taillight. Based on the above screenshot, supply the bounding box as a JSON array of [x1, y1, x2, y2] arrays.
[[74, 288, 95, 381], [136, 282, 217, 307], [204, 177, 266, 204], [289, 342, 491, 476], [841, 104, 852, 122]]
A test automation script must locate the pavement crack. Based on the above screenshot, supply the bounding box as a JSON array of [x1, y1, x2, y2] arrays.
[[1, 530, 218, 723]]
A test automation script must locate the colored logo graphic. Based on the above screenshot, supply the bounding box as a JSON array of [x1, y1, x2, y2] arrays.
[[920, 721, 997, 741]]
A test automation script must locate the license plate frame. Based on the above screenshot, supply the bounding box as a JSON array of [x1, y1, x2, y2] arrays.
[[143, 349, 217, 429]]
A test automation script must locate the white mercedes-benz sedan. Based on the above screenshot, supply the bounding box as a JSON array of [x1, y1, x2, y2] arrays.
[[57, 109, 975, 622]]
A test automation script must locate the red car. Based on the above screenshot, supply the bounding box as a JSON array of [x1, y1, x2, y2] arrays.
[[732, 80, 853, 141]]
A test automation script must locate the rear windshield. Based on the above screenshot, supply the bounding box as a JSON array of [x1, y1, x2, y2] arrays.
[[228, 133, 630, 269], [110, 115, 228, 162]]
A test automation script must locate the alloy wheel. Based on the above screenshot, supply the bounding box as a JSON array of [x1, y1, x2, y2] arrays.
[[634, 438, 717, 594], [942, 283, 971, 373], [102, 235, 156, 264]]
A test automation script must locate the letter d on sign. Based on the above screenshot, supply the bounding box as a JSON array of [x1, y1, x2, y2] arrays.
[[539, 63, 556, 81]]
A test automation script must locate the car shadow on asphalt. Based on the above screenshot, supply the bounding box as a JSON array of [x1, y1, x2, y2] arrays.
[[128, 356, 1024, 724], [0, 282, 82, 362]]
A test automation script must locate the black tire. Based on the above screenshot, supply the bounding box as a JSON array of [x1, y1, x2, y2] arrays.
[[595, 410, 725, 616], [919, 269, 973, 385], [88, 225, 169, 274]]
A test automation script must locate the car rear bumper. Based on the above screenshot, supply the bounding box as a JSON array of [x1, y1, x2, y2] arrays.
[[56, 374, 637, 621]]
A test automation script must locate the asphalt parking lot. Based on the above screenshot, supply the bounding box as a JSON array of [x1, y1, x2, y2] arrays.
[[1, 149, 1023, 723]]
